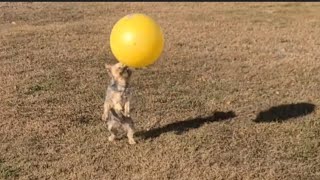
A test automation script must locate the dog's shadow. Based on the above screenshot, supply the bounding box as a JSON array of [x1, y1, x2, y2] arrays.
[[137, 111, 236, 140], [254, 102, 315, 123]]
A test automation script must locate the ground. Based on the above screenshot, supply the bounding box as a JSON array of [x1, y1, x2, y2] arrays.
[[1, 2, 320, 180]]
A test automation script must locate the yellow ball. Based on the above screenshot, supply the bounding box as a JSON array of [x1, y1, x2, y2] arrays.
[[110, 13, 164, 68]]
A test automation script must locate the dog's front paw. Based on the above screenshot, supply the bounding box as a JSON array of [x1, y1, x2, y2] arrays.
[[114, 104, 123, 111]]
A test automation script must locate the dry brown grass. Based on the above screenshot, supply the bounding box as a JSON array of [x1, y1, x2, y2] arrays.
[[1, 2, 320, 179]]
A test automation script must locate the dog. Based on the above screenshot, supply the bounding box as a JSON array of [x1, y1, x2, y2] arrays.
[[101, 62, 136, 145]]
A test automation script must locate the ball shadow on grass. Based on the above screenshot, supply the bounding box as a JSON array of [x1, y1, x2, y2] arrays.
[[137, 111, 236, 140], [254, 102, 315, 123]]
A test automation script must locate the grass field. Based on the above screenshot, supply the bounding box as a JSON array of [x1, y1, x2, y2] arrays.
[[1, 2, 320, 179]]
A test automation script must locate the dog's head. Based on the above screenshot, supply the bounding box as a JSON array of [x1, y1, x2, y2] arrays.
[[105, 62, 132, 84]]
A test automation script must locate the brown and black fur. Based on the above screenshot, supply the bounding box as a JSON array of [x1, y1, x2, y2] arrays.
[[102, 62, 136, 144]]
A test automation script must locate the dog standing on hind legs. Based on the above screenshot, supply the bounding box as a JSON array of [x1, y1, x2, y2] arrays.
[[101, 62, 136, 145]]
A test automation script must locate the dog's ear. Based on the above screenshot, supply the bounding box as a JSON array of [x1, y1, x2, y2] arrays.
[[127, 68, 132, 77], [127, 67, 137, 72], [105, 63, 112, 70], [105, 63, 112, 76]]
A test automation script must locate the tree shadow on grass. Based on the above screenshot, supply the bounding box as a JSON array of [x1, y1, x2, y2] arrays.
[[137, 111, 236, 140], [254, 102, 315, 123]]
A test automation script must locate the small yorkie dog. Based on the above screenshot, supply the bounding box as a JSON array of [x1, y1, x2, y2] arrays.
[[102, 62, 136, 145]]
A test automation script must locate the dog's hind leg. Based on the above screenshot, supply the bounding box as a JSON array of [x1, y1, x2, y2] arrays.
[[123, 119, 136, 145], [107, 121, 117, 142]]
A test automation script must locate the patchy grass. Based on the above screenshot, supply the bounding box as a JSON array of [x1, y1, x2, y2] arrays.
[[1, 2, 320, 179], [0, 159, 20, 179]]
